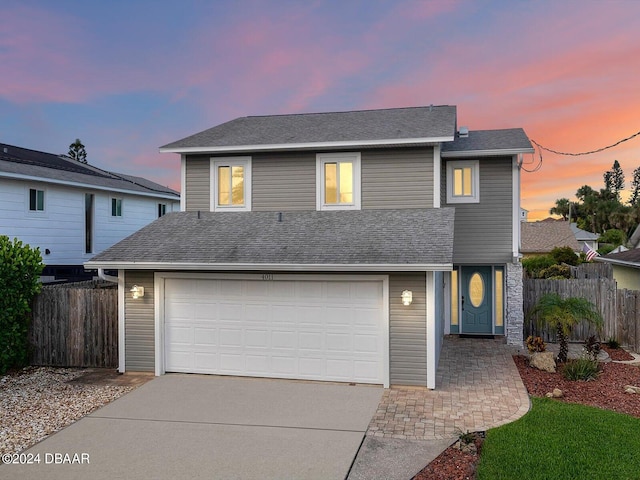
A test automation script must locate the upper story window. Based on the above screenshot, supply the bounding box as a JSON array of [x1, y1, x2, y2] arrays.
[[446, 160, 479, 204], [111, 198, 123, 217], [158, 203, 167, 217], [211, 156, 252, 211], [29, 188, 45, 211], [316, 152, 361, 211]]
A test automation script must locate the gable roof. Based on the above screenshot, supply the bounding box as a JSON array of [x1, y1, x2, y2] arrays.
[[521, 220, 581, 254], [0, 143, 179, 199], [570, 223, 599, 242], [441, 128, 534, 157], [159, 106, 457, 154], [597, 248, 640, 269], [86, 208, 455, 271]]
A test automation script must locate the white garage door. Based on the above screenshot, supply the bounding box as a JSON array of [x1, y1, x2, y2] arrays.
[[163, 276, 386, 384]]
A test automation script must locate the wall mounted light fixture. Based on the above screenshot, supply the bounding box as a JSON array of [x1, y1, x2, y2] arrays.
[[130, 285, 144, 299], [401, 290, 413, 306]]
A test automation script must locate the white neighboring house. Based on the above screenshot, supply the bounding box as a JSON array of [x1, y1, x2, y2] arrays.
[[0, 142, 180, 281]]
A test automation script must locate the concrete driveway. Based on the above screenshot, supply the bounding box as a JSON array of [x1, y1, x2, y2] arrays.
[[3, 374, 382, 480]]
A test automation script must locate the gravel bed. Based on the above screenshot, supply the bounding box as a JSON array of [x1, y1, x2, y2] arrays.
[[0, 367, 135, 455]]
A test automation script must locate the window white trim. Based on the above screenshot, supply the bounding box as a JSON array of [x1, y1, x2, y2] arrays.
[[210, 156, 252, 212], [27, 186, 46, 212], [316, 152, 361, 211], [111, 197, 123, 217], [446, 160, 479, 204]]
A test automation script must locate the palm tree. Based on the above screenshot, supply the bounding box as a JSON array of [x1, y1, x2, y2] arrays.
[[530, 293, 603, 363]]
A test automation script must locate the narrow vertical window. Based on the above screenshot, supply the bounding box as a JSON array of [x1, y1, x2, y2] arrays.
[[451, 269, 459, 328], [158, 203, 167, 218], [323, 161, 353, 205], [495, 268, 504, 329], [85, 194, 94, 254], [453, 167, 473, 196], [217, 165, 245, 206], [29, 188, 44, 211], [111, 198, 122, 217]]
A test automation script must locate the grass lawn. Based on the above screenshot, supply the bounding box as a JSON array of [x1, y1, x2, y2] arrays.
[[477, 397, 640, 480]]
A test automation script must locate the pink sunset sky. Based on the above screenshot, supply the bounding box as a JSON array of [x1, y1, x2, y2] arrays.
[[2, 0, 639, 220]]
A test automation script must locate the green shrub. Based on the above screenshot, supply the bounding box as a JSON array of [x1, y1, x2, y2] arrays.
[[606, 338, 621, 349], [550, 246, 580, 266], [598, 229, 626, 246], [539, 264, 571, 279], [562, 357, 600, 381], [522, 255, 555, 278], [0, 236, 44, 374]]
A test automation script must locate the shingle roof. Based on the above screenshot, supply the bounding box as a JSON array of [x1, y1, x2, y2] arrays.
[[599, 248, 640, 267], [521, 221, 581, 254], [0, 143, 179, 198], [441, 128, 533, 154], [160, 106, 457, 152], [570, 223, 599, 241], [87, 208, 455, 269]]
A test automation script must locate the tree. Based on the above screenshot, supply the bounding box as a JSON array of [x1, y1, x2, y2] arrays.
[[0, 236, 44, 373], [630, 166, 640, 207], [603, 160, 624, 200], [530, 293, 603, 363], [549, 198, 571, 220], [68, 138, 87, 164]]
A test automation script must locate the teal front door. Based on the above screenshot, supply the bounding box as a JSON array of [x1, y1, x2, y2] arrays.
[[461, 266, 493, 334]]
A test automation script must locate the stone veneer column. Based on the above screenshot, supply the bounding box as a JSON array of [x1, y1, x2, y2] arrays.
[[505, 262, 524, 346]]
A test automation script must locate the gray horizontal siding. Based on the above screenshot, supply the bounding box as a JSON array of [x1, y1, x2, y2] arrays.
[[389, 273, 427, 386], [252, 152, 316, 211], [124, 270, 155, 372], [362, 148, 433, 209], [185, 156, 210, 211], [443, 157, 513, 264]]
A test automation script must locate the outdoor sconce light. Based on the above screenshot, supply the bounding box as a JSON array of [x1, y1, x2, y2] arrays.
[[130, 285, 144, 299], [401, 290, 413, 306]]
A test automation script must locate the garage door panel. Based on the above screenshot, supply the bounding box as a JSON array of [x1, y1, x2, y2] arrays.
[[245, 329, 269, 347], [194, 352, 219, 371], [166, 325, 193, 345], [193, 327, 217, 346], [164, 277, 385, 384], [272, 330, 296, 349], [219, 353, 244, 371], [219, 328, 243, 347]]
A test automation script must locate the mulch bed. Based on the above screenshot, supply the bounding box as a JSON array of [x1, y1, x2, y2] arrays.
[[412, 349, 640, 480]]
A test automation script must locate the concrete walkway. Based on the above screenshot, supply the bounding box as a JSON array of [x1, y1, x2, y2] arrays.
[[3, 375, 382, 480], [349, 336, 530, 479]]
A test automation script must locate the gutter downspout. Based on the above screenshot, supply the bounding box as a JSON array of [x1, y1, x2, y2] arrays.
[[98, 268, 118, 283]]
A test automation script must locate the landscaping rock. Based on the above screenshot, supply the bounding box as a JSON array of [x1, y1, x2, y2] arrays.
[[552, 388, 563, 398], [624, 385, 640, 394], [530, 351, 556, 373]]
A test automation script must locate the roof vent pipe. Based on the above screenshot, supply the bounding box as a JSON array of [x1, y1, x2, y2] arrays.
[[278, 212, 283, 222], [458, 126, 469, 138]]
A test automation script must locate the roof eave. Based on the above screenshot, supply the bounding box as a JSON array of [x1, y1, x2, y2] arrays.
[[84, 261, 454, 272], [159, 136, 455, 154], [441, 147, 534, 158], [0, 171, 180, 200], [595, 257, 640, 269]]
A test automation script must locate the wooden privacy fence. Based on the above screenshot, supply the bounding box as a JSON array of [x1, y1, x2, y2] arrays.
[[29, 281, 118, 368], [523, 277, 640, 353]]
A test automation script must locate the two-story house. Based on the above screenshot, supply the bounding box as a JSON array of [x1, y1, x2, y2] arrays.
[[86, 106, 533, 389], [0, 143, 180, 281]]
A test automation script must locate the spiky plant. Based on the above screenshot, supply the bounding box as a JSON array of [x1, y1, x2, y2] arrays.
[[530, 293, 603, 363]]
